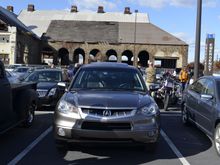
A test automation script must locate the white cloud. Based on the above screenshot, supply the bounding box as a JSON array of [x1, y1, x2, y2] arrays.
[[67, 0, 117, 11]]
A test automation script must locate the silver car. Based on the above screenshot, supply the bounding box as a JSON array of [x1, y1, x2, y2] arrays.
[[54, 62, 160, 150]]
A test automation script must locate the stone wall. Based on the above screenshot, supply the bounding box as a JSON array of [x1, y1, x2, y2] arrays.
[[45, 41, 188, 68]]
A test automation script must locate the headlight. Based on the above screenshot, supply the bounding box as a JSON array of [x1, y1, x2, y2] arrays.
[[48, 88, 57, 96], [139, 103, 158, 115], [57, 100, 78, 114]]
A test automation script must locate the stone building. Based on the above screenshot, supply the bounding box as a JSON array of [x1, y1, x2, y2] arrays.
[[0, 6, 41, 65], [18, 5, 188, 68]]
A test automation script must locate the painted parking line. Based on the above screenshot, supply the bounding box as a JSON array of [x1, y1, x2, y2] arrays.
[[161, 129, 190, 165], [7, 126, 52, 165]]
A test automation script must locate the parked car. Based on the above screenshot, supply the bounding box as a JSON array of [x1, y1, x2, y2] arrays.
[[181, 76, 220, 156], [23, 69, 66, 109], [54, 62, 160, 150], [0, 60, 38, 134]]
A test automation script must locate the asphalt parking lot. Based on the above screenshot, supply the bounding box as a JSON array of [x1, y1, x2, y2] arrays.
[[0, 109, 219, 165]]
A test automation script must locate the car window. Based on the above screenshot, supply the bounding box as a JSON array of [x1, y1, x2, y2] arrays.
[[72, 68, 145, 91], [202, 79, 214, 96], [25, 71, 62, 82], [190, 79, 206, 94]]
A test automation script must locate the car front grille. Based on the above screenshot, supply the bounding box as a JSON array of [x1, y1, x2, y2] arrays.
[[37, 89, 48, 97], [81, 122, 131, 131], [81, 107, 134, 118]]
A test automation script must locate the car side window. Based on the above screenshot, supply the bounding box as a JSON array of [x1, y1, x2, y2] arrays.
[[203, 79, 214, 96], [192, 79, 206, 94]]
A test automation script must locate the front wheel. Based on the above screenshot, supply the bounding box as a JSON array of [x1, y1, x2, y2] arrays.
[[214, 123, 220, 156], [23, 103, 35, 127], [181, 103, 190, 126]]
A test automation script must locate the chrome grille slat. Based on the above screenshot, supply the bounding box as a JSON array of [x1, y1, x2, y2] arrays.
[[81, 107, 134, 118]]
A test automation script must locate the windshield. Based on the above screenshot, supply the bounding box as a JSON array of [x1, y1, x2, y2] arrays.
[[13, 67, 30, 72], [71, 68, 146, 92], [24, 70, 62, 82]]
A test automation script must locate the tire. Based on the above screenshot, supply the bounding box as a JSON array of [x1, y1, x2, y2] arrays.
[[23, 103, 35, 127], [164, 93, 169, 111], [181, 103, 190, 126], [214, 123, 220, 157], [17, 89, 37, 127]]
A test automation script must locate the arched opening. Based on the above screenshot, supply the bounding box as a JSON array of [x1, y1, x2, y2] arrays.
[[89, 49, 107, 62], [90, 49, 100, 58], [138, 51, 149, 67], [73, 48, 85, 64], [106, 49, 117, 62], [41, 47, 54, 65], [122, 50, 133, 65], [58, 48, 69, 65]]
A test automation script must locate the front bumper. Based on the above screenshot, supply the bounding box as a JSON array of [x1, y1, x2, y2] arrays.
[[53, 111, 160, 144]]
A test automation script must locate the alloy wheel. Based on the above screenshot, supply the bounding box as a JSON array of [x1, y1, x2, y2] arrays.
[[215, 125, 220, 155]]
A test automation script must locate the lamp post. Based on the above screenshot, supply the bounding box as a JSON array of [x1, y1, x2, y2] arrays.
[[194, 0, 202, 80], [134, 9, 138, 67]]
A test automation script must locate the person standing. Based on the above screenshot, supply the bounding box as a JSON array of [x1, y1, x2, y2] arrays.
[[179, 66, 189, 91], [145, 61, 156, 90]]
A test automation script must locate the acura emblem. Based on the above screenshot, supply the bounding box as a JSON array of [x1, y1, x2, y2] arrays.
[[103, 110, 111, 116]]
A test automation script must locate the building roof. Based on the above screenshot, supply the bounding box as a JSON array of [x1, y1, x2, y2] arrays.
[[119, 22, 187, 45], [18, 10, 149, 38], [44, 20, 187, 45], [45, 20, 118, 43], [0, 6, 39, 39]]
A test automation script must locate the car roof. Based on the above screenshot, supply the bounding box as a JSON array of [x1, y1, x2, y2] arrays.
[[33, 68, 62, 72], [81, 62, 136, 70], [200, 75, 220, 81]]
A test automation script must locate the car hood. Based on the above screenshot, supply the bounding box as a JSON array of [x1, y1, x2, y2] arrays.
[[64, 90, 152, 108], [37, 82, 57, 90]]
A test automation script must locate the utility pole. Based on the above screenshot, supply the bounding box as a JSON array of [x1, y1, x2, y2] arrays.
[[133, 10, 138, 67], [194, 0, 202, 80]]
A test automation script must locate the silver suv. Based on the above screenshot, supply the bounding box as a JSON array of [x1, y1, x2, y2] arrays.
[[54, 62, 160, 150]]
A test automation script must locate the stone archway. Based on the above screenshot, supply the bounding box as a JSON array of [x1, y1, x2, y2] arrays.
[[106, 49, 117, 62], [138, 50, 149, 67], [122, 50, 133, 65], [74, 48, 85, 64], [58, 48, 69, 65]]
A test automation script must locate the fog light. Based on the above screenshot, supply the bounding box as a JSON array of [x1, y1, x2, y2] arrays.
[[57, 128, 65, 137]]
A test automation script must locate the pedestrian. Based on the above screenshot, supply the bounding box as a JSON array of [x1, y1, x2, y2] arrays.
[[145, 61, 156, 90], [179, 66, 189, 91], [67, 64, 74, 80]]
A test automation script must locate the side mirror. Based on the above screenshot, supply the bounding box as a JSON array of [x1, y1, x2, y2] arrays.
[[201, 94, 213, 100]]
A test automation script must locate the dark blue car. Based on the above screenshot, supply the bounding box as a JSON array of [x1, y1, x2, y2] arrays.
[[181, 76, 220, 156]]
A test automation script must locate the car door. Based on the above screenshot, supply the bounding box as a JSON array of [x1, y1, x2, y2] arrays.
[[0, 62, 13, 128], [196, 78, 216, 135], [185, 79, 205, 122]]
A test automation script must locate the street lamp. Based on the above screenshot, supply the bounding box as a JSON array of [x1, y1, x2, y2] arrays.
[[194, 0, 202, 80], [134, 9, 138, 67]]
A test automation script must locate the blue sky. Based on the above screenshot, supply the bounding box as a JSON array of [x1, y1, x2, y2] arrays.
[[1, 0, 220, 62]]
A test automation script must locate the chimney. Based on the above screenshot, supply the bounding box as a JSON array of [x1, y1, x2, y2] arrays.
[[27, 4, 35, 12], [97, 6, 105, 13], [70, 5, 78, 12], [124, 7, 131, 14], [7, 6, 14, 12]]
